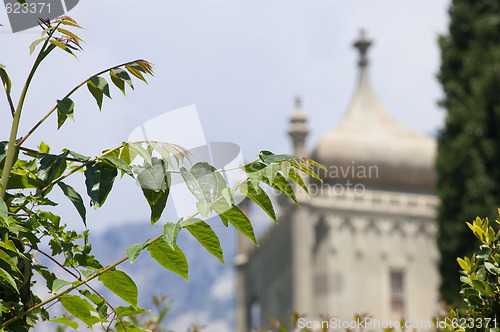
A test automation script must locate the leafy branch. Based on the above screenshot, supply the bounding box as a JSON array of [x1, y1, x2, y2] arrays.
[[0, 19, 61, 200], [0, 15, 323, 332], [16, 59, 154, 148], [2, 154, 320, 329]]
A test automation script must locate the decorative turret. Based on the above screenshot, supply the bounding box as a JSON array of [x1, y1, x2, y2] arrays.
[[311, 30, 436, 191], [288, 96, 309, 158]]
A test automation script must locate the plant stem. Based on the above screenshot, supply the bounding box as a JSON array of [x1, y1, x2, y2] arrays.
[[214, 159, 259, 173], [12, 143, 125, 214], [2, 77, 15, 117], [34, 248, 127, 331], [0, 26, 58, 199], [16, 60, 148, 148], [1, 231, 163, 328], [2, 172, 253, 328], [18, 146, 81, 162]]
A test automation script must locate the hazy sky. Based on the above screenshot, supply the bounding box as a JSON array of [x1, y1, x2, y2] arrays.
[[0, 0, 451, 232]]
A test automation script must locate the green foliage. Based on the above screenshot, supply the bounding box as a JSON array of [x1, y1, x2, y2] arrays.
[[437, 211, 500, 332], [437, 0, 500, 304], [0, 16, 320, 331]]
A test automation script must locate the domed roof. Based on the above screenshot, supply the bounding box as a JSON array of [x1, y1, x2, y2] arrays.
[[311, 30, 436, 191]]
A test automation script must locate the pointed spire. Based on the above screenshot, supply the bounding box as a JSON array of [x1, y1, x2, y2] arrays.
[[288, 95, 309, 158], [353, 28, 372, 67], [337, 29, 398, 127]]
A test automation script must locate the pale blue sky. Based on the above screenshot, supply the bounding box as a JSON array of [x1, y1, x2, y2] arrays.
[[1, 0, 450, 231]]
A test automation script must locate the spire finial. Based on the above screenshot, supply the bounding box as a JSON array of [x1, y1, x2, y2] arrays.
[[353, 28, 372, 67], [295, 95, 302, 109]]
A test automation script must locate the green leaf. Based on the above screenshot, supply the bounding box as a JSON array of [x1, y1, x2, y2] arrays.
[[29, 38, 46, 55], [288, 167, 309, 194], [38, 141, 50, 153], [115, 306, 148, 318], [56, 27, 83, 42], [259, 150, 297, 165], [265, 164, 279, 186], [37, 151, 69, 187], [0, 197, 7, 223], [81, 270, 94, 280], [142, 188, 169, 224], [59, 295, 101, 328], [180, 162, 218, 207], [84, 161, 118, 208], [0, 266, 18, 293], [74, 254, 104, 270], [134, 158, 170, 223], [239, 182, 276, 222], [58, 182, 86, 226], [0, 66, 11, 94], [0, 141, 9, 167], [154, 141, 189, 167], [245, 161, 267, 187], [128, 142, 152, 165], [0, 237, 23, 257], [125, 64, 148, 83], [87, 76, 110, 110], [280, 161, 291, 179], [98, 270, 138, 307], [180, 217, 204, 227], [110, 68, 134, 96], [87, 80, 102, 109], [163, 221, 182, 249], [134, 157, 169, 190], [66, 150, 90, 162], [126, 243, 143, 263], [115, 321, 149, 332], [196, 201, 210, 219], [148, 239, 189, 281], [148, 141, 174, 168], [263, 172, 298, 206], [50, 39, 77, 58], [185, 221, 225, 264], [222, 187, 233, 205], [99, 155, 133, 176], [56, 98, 75, 129], [214, 203, 257, 245], [79, 289, 105, 306], [51, 278, 71, 293], [58, 17, 83, 28], [457, 257, 469, 272], [120, 143, 138, 164], [7, 169, 41, 189], [133, 60, 155, 75], [290, 160, 323, 182], [0, 249, 20, 273], [50, 316, 78, 330], [302, 157, 327, 170], [484, 262, 500, 275], [470, 279, 486, 294]]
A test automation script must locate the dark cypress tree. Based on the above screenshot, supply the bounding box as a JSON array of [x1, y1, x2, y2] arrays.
[[437, 0, 500, 304]]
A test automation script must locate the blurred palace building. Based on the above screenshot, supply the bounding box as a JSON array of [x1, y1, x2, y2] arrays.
[[235, 30, 440, 331]]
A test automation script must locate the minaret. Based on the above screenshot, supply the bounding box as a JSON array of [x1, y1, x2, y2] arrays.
[[288, 96, 309, 158], [235, 194, 251, 332]]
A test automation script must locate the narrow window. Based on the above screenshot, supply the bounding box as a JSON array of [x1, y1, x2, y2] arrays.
[[313, 216, 329, 254], [390, 270, 405, 319]]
